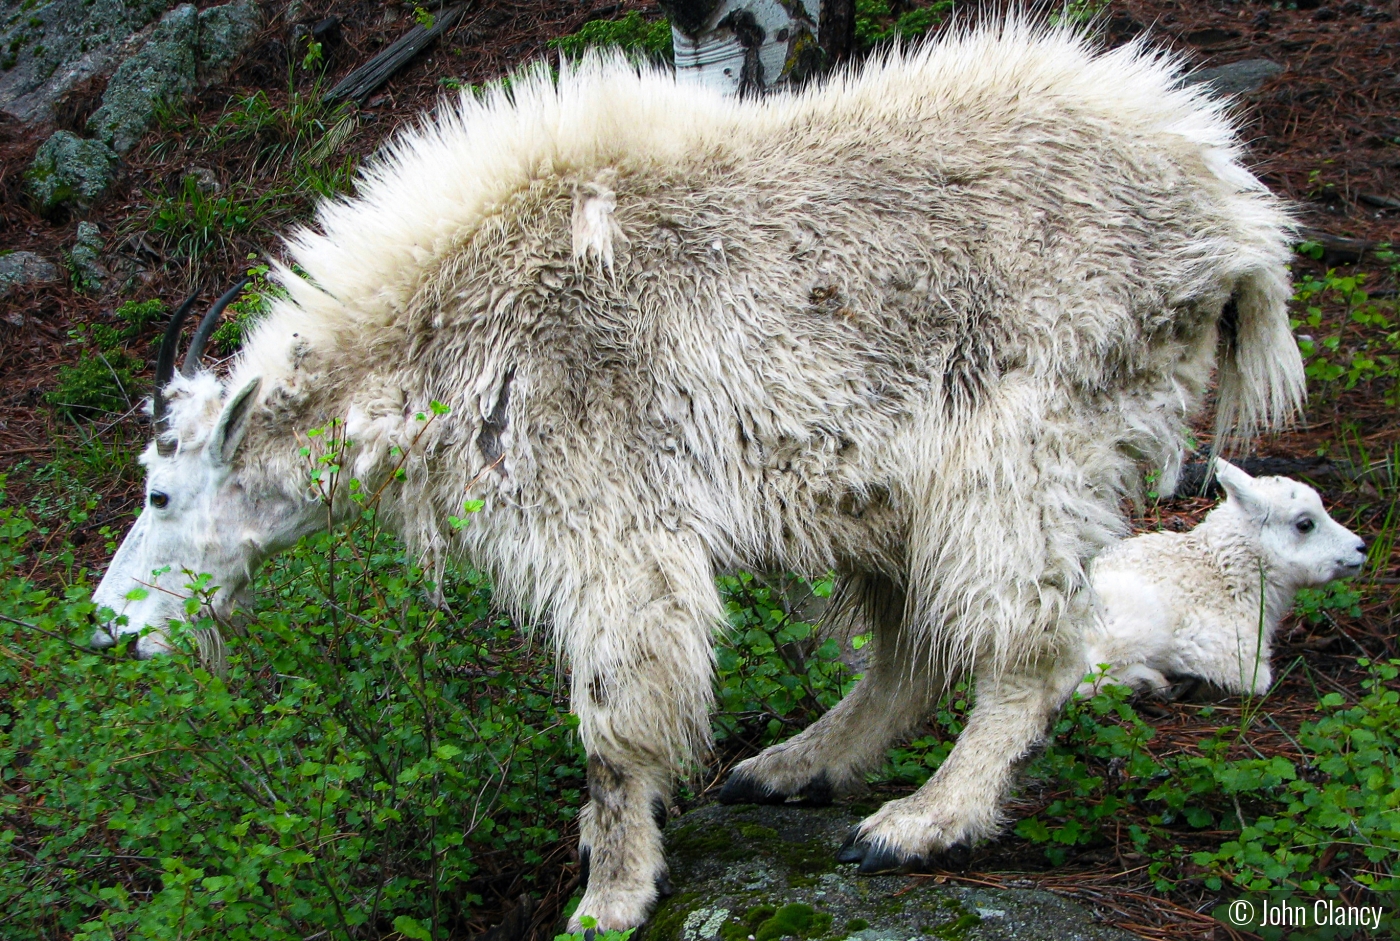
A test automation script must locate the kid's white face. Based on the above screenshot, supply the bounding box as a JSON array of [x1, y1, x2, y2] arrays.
[[1217, 462, 1367, 589]]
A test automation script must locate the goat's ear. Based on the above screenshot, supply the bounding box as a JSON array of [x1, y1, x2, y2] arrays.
[[1214, 459, 1267, 519], [212, 378, 262, 465]]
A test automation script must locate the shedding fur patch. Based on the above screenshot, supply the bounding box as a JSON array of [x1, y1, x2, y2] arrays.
[[144, 372, 227, 458], [571, 169, 626, 270]]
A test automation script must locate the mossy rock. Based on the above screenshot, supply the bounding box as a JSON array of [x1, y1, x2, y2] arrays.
[[26, 129, 117, 211], [86, 3, 197, 154], [642, 803, 1145, 941]]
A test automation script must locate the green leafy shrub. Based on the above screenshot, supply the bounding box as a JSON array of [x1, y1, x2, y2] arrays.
[[45, 348, 141, 418], [1293, 581, 1364, 626], [0, 446, 853, 937], [1292, 244, 1400, 405], [549, 11, 673, 62], [712, 571, 856, 747], [115, 298, 168, 335], [0, 471, 586, 940], [855, 0, 955, 50]]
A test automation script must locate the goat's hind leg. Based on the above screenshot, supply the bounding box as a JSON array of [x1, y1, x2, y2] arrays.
[[837, 640, 1083, 873], [720, 574, 941, 805]]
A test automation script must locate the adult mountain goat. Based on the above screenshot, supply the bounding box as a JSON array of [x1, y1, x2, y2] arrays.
[[92, 21, 1304, 931]]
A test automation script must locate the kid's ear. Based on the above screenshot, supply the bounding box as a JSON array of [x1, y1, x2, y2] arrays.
[[212, 378, 262, 465], [1213, 459, 1267, 520]]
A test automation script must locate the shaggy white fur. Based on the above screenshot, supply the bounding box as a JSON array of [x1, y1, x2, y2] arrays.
[[93, 20, 1305, 930], [1080, 462, 1366, 698]]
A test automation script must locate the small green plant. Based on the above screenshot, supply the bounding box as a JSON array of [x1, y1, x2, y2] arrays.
[[115, 297, 167, 334], [554, 916, 634, 941], [1049, 0, 1109, 26], [210, 258, 282, 354], [44, 352, 139, 417], [1293, 581, 1363, 626], [549, 11, 673, 62], [143, 176, 272, 260], [412, 4, 435, 30], [301, 36, 323, 71], [44, 322, 143, 419]]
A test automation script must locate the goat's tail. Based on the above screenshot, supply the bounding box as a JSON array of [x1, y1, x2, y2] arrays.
[[1213, 261, 1306, 451]]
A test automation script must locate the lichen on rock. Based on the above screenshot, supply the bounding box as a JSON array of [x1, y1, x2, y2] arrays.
[[69, 221, 107, 292], [196, 0, 261, 84], [643, 803, 1145, 941], [86, 3, 198, 154], [0, 251, 60, 299], [26, 129, 117, 212]]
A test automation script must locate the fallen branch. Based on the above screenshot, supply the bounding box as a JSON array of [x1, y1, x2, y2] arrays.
[[1295, 227, 1385, 266], [325, 2, 472, 105], [1171, 454, 1390, 498]]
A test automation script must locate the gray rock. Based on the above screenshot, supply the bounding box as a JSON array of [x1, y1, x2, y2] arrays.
[[69, 220, 107, 291], [26, 128, 118, 210], [1184, 59, 1284, 97], [86, 3, 197, 154], [0, 251, 60, 298], [0, 0, 167, 125], [184, 165, 221, 194], [196, 0, 261, 84], [645, 803, 1145, 941]]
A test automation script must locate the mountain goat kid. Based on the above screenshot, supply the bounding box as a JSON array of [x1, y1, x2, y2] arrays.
[[1080, 462, 1366, 699], [89, 22, 1305, 931]]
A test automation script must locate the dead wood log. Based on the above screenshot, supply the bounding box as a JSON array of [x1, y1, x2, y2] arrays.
[[1295, 227, 1384, 267], [325, 2, 472, 105], [1170, 454, 1388, 499]]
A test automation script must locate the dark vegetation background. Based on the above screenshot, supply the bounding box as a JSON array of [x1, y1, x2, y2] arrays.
[[0, 1, 1396, 939]]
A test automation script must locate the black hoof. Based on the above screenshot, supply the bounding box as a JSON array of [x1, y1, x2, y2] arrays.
[[836, 829, 947, 875], [857, 843, 910, 875], [655, 871, 674, 898], [718, 771, 787, 805], [583, 930, 596, 941], [836, 829, 866, 864]]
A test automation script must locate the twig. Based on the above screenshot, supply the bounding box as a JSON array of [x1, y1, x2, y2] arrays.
[[0, 611, 118, 660], [326, 2, 472, 105]]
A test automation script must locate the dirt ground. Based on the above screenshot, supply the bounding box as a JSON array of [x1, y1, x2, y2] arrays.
[[1, 1, 1396, 939]]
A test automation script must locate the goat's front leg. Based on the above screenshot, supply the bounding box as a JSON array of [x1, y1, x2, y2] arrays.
[[565, 537, 720, 931], [836, 640, 1083, 872]]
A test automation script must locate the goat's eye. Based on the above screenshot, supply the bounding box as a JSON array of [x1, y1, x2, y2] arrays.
[[149, 492, 169, 509], [1296, 517, 1315, 534]]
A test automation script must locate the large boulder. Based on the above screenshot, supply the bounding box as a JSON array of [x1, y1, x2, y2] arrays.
[[25, 128, 117, 211], [86, 3, 198, 154], [0, 0, 165, 125], [85, 0, 262, 153], [196, 0, 261, 84], [645, 803, 1145, 941]]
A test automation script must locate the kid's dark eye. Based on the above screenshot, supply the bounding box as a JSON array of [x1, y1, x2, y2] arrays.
[[1296, 517, 1314, 534], [150, 492, 170, 509]]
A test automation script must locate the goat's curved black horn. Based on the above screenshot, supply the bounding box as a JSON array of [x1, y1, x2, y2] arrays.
[[153, 294, 200, 434], [181, 277, 249, 377]]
